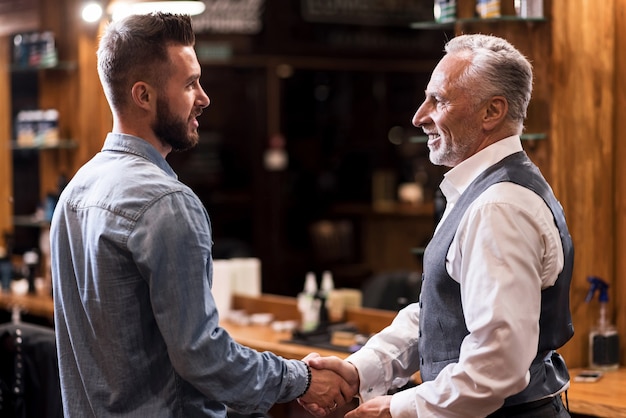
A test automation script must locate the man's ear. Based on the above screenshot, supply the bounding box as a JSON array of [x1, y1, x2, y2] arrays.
[[130, 81, 155, 111], [482, 96, 508, 130]]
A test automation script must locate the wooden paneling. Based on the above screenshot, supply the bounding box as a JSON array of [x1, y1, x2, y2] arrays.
[[614, 0, 626, 370], [360, 210, 433, 274], [38, 0, 80, 198], [551, 0, 616, 368], [75, 21, 113, 170], [0, 37, 11, 249], [453, 18, 553, 179]]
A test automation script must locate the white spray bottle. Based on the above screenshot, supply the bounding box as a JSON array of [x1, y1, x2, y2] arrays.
[[297, 272, 320, 332]]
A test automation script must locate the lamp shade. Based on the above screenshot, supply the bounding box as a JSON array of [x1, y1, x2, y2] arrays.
[[109, 0, 206, 21]]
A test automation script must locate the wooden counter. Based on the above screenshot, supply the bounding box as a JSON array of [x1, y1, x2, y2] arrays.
[[225, 296, 626, 417], [224, 294, 396, 359], [567, 368, 626, 417], [220, 320, 351, 360], [1, 292, 626, 417], [0, 290, 54, 320], [224, 323, 626, 418]]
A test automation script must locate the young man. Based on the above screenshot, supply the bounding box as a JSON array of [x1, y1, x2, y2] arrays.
[[302, 34, 573, 418], [51, 13, 355, 417]]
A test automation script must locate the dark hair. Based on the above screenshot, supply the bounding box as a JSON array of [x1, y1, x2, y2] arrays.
[[97, 13, 195, 111]]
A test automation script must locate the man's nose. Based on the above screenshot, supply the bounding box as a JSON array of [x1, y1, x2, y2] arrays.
[[412, 102, 428, 127], [197, 88, 210, 108]]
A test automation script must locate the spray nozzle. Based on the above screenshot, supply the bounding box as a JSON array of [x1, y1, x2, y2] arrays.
[[585, 276, 610, 303], [304, 272, 318, 295]]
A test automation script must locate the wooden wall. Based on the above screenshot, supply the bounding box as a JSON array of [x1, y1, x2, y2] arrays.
[[75, 22, 113, 166], [551, 0, 620, 369], [0, 38, 11, 250], [614, 0, 626, 370]]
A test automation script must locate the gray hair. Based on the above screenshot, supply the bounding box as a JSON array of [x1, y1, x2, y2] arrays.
[[444, 34, 533, 123]]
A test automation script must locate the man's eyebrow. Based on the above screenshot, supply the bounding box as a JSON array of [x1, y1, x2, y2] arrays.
[[186, 73, 201, 84]]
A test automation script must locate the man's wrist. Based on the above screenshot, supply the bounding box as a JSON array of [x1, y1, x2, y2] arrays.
[[298, 361, 312, 398]]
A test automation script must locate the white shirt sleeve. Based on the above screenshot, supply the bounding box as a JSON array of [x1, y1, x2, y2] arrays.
[[356, 183, 564, 418], [347, 302, 422, 401]]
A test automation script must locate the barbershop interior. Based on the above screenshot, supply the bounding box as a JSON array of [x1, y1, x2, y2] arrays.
[[0, 0, 625, 416]]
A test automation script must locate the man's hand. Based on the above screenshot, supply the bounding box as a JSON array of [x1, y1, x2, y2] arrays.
[[298, 354, 360, 416], [345, 395, 392, 418]]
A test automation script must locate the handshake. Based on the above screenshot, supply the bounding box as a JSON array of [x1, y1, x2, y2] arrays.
[[297, 354, 394, 418], [297, 353, 359, 417]]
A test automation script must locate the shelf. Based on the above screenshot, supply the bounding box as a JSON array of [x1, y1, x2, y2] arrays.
[[408, 20, 455, 30], [9, 61, 78, 73], [408, 133, 546, 143], [519, 133, 547, 141], [13, 215, 50, 228], [332, 202, 434, 218], [410, 16, 547, 30], [457, 16, 547, 24], [11, 139, 78, 151]]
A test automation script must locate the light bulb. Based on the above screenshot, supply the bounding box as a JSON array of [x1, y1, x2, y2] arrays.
[[82, 1, 103, 23]]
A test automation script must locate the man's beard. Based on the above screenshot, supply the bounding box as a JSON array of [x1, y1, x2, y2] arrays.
[[152, 97, 199, 152]]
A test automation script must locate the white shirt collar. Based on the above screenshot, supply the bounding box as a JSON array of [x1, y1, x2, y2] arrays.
[[439, 135, 523, 204]]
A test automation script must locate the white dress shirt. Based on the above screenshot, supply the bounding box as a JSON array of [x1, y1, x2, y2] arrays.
[[347, 136, 565, 417]]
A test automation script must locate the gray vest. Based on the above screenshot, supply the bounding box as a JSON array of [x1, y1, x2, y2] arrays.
[[418, 151, 574, 407]]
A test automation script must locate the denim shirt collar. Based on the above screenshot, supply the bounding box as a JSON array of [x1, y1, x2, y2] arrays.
[[101, 133, 178, 180]]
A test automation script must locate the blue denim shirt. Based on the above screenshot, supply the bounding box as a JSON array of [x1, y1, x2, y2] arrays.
[[51, 133, 307, 417]]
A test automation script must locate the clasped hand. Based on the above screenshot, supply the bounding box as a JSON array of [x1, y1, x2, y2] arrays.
[[298, 353, 359, 417]]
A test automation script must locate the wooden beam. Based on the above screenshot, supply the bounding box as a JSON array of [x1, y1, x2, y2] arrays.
[[0, 36, 12, 249], [613, 0, 626, 369]]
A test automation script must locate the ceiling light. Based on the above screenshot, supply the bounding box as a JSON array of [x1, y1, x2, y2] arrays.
[[82, 1, 104, 23], [109, 1, 206, 21]]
